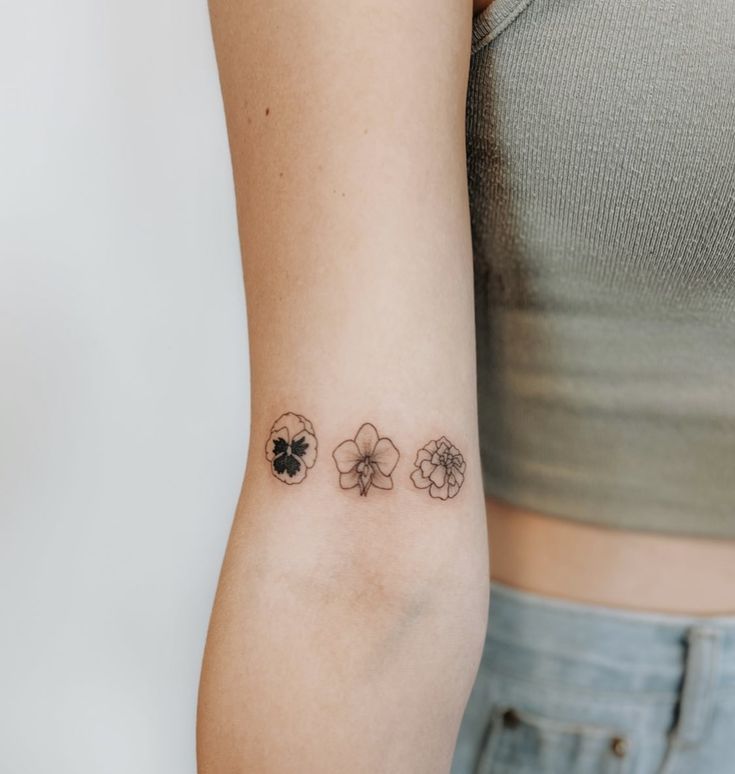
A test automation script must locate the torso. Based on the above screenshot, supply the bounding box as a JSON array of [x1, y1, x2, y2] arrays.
[[486, 495, 735, 614], [469, 0, 735, 615]]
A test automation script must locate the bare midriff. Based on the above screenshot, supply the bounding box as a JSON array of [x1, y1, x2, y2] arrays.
[[485, 495, 735, 615]]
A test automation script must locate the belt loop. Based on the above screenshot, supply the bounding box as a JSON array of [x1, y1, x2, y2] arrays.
[[670, 625, 722, 747]]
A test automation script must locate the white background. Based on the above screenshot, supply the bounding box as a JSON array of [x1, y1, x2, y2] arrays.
[[0, 2, 249, 772]]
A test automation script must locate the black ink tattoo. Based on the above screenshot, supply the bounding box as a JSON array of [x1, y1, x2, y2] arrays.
[[265, 412, 317, 484], [410, 437, 465, 499], [332, 422, 399, 496]]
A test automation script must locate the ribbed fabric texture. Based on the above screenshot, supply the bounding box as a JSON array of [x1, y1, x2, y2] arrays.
[[467, 0, 735, 537]]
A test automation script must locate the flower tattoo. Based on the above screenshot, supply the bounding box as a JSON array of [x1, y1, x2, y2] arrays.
[[265, 412, 318, 485], [332, 422, 400, 496], [410, 437, 466, 500]]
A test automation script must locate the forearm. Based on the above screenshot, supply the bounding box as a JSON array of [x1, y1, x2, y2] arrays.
[[199, 452, 488, 773]]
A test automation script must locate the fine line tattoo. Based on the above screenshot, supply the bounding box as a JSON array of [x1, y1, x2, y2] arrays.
[[332, 422, 399, 496], [265, 412, 318, 484], [410, 437, 466, 499]]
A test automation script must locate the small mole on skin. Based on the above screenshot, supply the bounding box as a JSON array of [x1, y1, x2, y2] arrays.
[[265, 107, 270, 116], [279, 172, 283, 178]]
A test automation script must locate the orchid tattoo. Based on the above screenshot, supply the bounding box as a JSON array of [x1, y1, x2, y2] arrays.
[[410, 437, 466, 499], [332, 422, 400, 496], [265, 412, 317, 484]]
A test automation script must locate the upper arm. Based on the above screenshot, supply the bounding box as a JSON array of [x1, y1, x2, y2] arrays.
[[209, 0, 481, 546]]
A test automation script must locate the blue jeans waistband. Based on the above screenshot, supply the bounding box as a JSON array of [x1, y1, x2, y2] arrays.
[[485, 581, 735, 698]]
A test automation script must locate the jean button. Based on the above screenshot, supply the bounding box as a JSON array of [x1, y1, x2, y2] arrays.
[[610, 736, 628, 757], [502, 708, 521, 729]]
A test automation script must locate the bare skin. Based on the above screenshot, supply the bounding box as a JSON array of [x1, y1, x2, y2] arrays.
[[197, 2, 488, 772], [486, 497, 735, 614]]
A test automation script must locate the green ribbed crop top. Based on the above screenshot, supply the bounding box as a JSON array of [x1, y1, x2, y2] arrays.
[[467, 0, 735, 537]]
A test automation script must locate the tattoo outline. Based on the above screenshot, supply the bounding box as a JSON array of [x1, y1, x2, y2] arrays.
[[410, 437, 465, 499], [332, 422, 399, 496], [265, 412, 318, 484]]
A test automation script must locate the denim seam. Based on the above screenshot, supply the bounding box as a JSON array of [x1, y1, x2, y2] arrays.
[[482, 664, 680, 703], [501, 704, 629, 736], [485, 633, 685, 677], [669, 629, 721, 748]]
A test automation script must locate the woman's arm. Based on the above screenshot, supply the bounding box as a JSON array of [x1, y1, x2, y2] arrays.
[[196, 1, 489, 772]]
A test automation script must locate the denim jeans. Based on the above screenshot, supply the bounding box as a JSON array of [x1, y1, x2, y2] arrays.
[[451, 581, 735, 774]]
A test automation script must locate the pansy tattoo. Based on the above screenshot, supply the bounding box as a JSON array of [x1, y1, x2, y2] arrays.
[[265, 412, 318, 485], [332, 422, 399, 496], [410, 437, 466, 500]]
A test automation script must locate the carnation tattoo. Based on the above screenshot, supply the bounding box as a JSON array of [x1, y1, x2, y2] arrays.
[[332, 422, 399, 496], [265, 412, 318, 484], [410, 437, 466, 499]]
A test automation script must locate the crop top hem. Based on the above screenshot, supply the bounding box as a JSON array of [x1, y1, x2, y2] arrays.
[[480, 468, 735, 541]]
